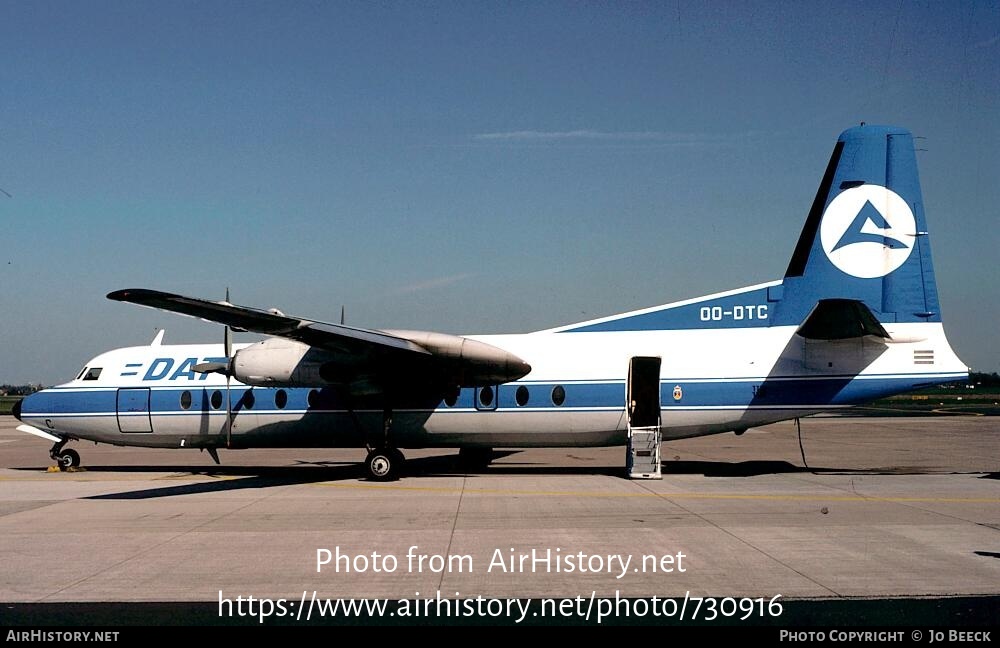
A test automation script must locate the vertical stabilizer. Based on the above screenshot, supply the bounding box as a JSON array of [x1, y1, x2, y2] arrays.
[[776, 125, 940, 326]]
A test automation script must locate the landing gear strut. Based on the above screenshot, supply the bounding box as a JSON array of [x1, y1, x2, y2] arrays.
[[362, 405, 405, 481], [49, 439, 81, 469], [365, 405, 406, 481]]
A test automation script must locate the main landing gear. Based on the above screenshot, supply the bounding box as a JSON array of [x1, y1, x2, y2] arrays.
[[49, 439, 81, 470], [365, 447, 405, 482], [362, 405, 406, 481]]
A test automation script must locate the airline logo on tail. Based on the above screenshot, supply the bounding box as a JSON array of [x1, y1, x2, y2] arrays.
[[819, 185, 915, 279]]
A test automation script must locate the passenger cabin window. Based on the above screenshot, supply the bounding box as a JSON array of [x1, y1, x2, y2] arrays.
[[275, 389, 288, 409], [83, 368, 103, 381]]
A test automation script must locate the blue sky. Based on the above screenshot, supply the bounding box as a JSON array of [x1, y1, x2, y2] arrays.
[[2, 1, 998, 384]]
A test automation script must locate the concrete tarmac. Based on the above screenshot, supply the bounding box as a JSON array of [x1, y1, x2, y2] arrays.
[[1, 415, 998, 604]]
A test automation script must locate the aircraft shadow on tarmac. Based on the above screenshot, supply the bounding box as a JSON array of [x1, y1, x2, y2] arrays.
[[9, 452, 991, 500], [660, 460, 1000, 479]]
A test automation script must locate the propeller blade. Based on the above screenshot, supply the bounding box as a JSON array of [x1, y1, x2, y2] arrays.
[[224, 288, 233, 448], [225, 372, 233, 449], [193, 362, 228, 374]]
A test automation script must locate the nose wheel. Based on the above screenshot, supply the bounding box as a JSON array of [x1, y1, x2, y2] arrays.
[[56, 449, 81, 469], [49, 440, 81, 470], [365, 447, 404, 481]]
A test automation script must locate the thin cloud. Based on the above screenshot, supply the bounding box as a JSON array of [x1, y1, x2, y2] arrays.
[[473, 130, 726, 143], [388, 273, 475, 296]]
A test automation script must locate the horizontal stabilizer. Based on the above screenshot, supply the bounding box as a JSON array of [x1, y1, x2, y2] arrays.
[[796, 299, 890, 340]]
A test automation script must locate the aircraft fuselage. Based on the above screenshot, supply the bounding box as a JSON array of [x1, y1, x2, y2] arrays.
[[18, 315, 966, 451]]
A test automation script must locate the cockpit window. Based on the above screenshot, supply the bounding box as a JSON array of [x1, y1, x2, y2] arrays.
[[82, 367, 103, 381], [76, 367, 88, 380]]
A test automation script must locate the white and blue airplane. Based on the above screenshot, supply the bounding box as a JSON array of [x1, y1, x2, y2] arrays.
[[14, 125, 968, 479]]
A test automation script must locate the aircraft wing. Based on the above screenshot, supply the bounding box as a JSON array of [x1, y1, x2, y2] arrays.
[[107, 289, 429, 355], [107, 289, 530, 388]]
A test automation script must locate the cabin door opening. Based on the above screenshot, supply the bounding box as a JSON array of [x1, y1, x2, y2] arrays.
[[626, 356, 661, 479]]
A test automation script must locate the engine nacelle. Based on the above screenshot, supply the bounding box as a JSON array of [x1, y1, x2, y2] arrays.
[[232, 338, 334, 387], [231, 331, 531, 389], [381, 330, 531, 386]]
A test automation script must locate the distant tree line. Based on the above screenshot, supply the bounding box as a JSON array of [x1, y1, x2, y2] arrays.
[[970, 372, 1000, 387], [0, 384, 43, 396]]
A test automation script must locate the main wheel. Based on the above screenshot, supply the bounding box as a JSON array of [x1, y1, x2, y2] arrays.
[[57, 449, 81, 469], [366, 448, 403, 481]]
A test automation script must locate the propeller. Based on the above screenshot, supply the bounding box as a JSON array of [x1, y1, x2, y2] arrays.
[[192, 288, 235, 449], [223, 313, 233, 448]]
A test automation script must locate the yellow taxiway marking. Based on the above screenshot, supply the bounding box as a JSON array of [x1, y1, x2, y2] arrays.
[[310, 481, 1000, 504], [930, 408, 985, 416]]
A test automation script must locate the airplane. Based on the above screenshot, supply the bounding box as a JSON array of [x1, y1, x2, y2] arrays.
[[14, 125, 968, 480]]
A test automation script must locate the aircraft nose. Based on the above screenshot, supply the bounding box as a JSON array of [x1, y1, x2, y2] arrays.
[[12, 397, 22, 421]]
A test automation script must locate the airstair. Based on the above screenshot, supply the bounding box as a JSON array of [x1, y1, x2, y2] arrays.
[[625, 356, 662, 480], [627, 425, 661, 479]]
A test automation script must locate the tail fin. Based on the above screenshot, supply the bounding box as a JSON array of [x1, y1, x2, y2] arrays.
[[547, 125, 951, 337], [775, 125, 939, 326]]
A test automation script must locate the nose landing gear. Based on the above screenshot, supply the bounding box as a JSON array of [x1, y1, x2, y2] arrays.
[[49, 439, 81, 470]]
